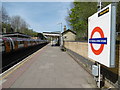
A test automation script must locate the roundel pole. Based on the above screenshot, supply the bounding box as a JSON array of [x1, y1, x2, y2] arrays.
[[97, 0, 102, 88], [97, 0, 102, 11]]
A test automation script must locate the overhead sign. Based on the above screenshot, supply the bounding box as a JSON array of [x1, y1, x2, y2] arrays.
[[88, 3, 116, 67]]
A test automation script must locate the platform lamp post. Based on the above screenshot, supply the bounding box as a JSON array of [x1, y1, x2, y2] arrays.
[[58, 23, 63, 47]]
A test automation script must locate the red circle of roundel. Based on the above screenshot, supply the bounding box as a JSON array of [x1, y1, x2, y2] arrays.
[[90, 27, 104, 55]]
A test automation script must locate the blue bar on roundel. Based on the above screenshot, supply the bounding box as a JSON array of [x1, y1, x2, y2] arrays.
[[89, 38, 107, 44]]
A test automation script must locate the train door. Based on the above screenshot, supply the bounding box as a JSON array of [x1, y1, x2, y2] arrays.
[[14, 40, 18, 50], [23, 39, 28, 47], [4, 38, 11, 53]]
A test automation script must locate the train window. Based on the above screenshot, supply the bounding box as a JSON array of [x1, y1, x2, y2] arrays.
[[18, 41, 24, 48], [2, 41, 5, 52], [0, 41, 5, 52], [28, 41, 31, 46]]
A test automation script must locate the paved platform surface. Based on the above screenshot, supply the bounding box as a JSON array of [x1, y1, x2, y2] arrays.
[[4, 44, 97, 88]]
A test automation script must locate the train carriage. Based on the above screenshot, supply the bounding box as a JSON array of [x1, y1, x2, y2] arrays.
[[0, 37, 48, 53]]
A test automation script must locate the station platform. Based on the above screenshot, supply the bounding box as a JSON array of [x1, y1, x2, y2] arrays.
[[1, 44, 97, 88]]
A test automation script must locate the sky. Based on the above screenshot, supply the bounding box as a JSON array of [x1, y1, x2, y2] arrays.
[[2, 2, 73, 33]]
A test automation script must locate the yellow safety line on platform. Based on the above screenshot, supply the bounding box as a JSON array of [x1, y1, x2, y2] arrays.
[[0, 59, 28, 80], [0, 44, 48, 80]]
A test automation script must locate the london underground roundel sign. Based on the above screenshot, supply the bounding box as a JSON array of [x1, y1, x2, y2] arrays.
[[89, 27, 107, 55], [88, 4, 116, 67]]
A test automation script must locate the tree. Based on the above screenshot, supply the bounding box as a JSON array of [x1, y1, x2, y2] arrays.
[[2, 6, 10, 24], [116, 2, 120, 40], [20, 18, 28, 33], [1, 6, 12, 33], [67, 2, 120, 41], [67, 2, 97, 41], [11, 15, 29, 33], [11, 15, 21, 32], [1, 7, 38, 36], [116, 2, 120, 32]]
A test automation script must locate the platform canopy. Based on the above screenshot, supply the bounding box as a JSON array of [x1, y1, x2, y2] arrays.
[[43, 32, 60, 37]]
